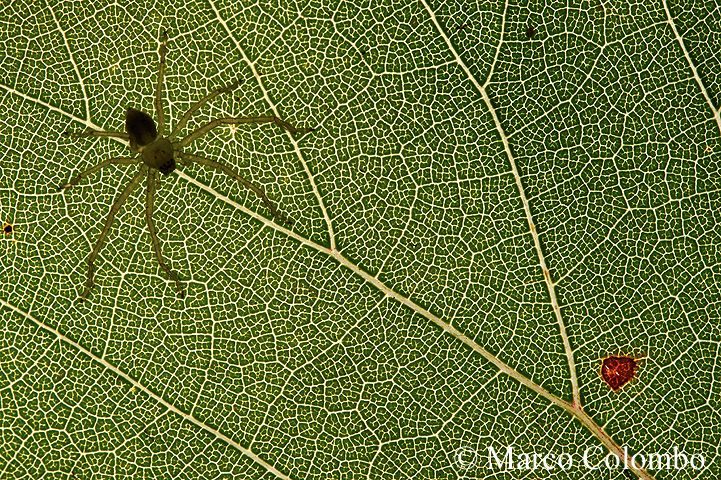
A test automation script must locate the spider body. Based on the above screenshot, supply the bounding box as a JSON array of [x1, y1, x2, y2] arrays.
[[127, 108, 176, 174], [60, 33, 311, 300]]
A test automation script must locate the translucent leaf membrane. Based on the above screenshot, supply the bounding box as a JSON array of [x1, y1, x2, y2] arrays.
[[0, 0, 718, 479]]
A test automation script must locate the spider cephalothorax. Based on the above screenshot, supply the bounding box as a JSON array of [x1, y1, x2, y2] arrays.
[[60, 33, 311, 300]]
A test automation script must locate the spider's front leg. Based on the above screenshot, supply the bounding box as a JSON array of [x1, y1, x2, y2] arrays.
[[62, 128, 130, 141]]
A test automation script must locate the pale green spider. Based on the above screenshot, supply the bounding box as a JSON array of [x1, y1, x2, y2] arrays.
[[60, 33, 312, 299]]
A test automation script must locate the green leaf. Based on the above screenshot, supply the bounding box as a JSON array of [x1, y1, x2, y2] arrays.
[[1, 1, 719, 479]]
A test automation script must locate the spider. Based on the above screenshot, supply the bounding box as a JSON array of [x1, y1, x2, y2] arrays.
[[60, 33, 312, 300]]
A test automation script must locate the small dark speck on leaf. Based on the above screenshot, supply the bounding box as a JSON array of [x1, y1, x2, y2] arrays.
[[526, 25, 536, 39], [3, 223, 12, 234]]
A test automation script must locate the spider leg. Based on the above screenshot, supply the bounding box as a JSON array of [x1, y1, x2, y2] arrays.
[[145, 169, 185, 297], [62, 128, 130, 141], [60, 157, 140, 190], [169, 80, 242, 140], [155, 31, 169, 135], [80, 168, 144, 300], [179, 151, 290, 225], [178, 116, 313, 148]]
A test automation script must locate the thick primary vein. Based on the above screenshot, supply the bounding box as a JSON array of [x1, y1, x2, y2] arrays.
[[417, 1, 580, 405], [662, 0, 721, 137], [0, 298, 292, 480], [207, 0, 336, 250]]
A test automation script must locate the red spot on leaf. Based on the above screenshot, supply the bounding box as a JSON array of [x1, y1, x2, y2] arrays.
[[601, 355, 639, 391]]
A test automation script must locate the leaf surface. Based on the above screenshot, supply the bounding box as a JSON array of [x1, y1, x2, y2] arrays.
[[1, 1, 720, 479]]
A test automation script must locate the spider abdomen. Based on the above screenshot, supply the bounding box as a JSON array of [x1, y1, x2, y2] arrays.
[[126, 108, 158, 148]]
